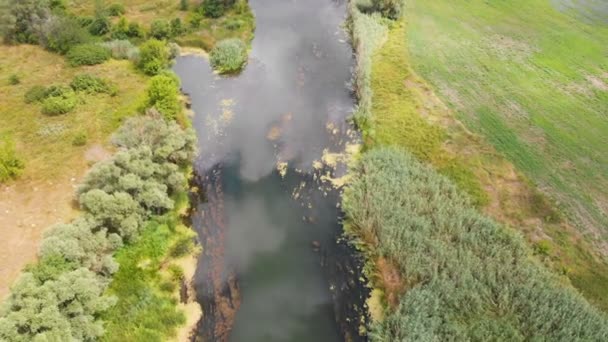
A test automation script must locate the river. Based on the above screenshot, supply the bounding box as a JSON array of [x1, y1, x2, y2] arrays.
[[173, 0, 367, 341]]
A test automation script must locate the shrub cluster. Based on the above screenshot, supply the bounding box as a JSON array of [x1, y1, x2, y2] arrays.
[[41, 88, 77, 116], [371, 0, 404, 20], [209, 38, 247, 74], [343, 148, 608, 341], [0, 137, 25, 182], [0, 114, 196, 340], [70, 73, 115, 95], [67, 43, 111, 66]]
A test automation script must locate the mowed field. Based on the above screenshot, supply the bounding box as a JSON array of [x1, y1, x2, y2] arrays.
[[378, 0, 608, 308], [0, 45, 146, 298]]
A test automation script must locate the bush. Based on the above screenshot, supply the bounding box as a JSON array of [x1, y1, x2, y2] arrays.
[[42, 16, 91, 54], [137, 39, 170, 75], [149, 20, 171, 40], [127, 22, 145, 38], [201, 0, 226, 18], [371, 0, 404, 19], [343, 148, 608, 341], [107, 3, 126, 17], [66, 43, 111, 66], [145, 74, 182, 120], [101, 39, 139, 61], [70, 74, 111, 94], [170, 18, 185, 37], [72, 132, 88, 146], [24, 85, 48, 103], [209, 38, 247, 74], [89, 16, 111, 36], [8, 74, 20, 85], [41, 90, 77, 116], [0, 137, 25, 182], [180, 0, 188, 11]]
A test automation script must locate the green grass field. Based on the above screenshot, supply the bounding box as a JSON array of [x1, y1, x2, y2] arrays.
[[352, 0, 608, 310], [406, 0, 608, 243]]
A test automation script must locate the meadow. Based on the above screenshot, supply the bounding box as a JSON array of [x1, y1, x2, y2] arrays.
[[406, 0, 608, 258], [403, 0, 608, 309]]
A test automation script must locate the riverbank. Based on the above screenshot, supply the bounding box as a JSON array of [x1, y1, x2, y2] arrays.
[[343, 0, 608, 339]]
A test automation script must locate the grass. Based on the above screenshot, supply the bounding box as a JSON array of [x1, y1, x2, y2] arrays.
[[406, 0, 608, 246], [102, 191, 195, 342], [369, 21, 488, 206], [0, 45, 147, 182], [404, 0, 608, 310]]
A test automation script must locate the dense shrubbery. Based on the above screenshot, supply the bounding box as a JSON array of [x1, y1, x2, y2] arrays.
[[0, 114, 196, 341], [41, 16, 91, 54], [145, 73, 182, 120], [348, 2, 387, 133], [70, 73, 115, 95], [137, 39, 170, 75], [1, 0, 51, 44], [343, 148, 608, 341], [0, 137, 25, 182], [107, 3, 126, 17], [209, 38, 247, 73], [67, 43, 111, 66]]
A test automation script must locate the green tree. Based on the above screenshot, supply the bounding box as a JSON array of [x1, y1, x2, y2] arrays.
[[146, 74, 182, 120], [137, 39, 170, 75], [0, 0, 50, 44]]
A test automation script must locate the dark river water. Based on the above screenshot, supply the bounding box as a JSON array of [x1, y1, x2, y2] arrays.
[[174, 0, 367, 341]]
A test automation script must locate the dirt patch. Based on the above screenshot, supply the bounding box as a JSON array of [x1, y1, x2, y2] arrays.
[[84, 144, 112, 164], [586, 75, 608, 91], [376, 257, 405, 309]]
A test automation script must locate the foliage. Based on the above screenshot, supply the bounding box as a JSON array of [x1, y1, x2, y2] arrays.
[[149, 19, 171, 40], [180, 0, 189, 11], [110, 16, 129, 39], [40, 88, 77, 115], [72, 131, 88, 146], [89, 15, 111, 36], [209, 38, 247, 73], [7, 73, 19, 85], [137, 39, 170, 75], [66, 43, 111, 66], [101, 39, 139, 60], [170, 18, 185, 37], [145, 74, 182, 120], [107, 3, 126, 17], [0, 137, 24, 182], [371, 0, 404, 19], [0, 269, 115, 341], [70, 73, 113, 94], [201, 0, 227, 18], [128, 21, 145, 38], [24, 85, 48, 103], [41, 16, 91, 54], [0, 112, 196, 341], [343, 148, 608, 341], [347, 3, 387, 133], [1, 0, 50, 44]]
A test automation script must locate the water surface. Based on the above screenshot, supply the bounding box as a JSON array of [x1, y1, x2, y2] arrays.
[[174, 0, 361, 341]]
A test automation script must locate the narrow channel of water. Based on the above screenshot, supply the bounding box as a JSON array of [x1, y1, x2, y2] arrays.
[[174, 1, 367, 341]]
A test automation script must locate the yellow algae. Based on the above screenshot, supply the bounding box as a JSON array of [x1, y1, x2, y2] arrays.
[[277, 161, 288, 178]]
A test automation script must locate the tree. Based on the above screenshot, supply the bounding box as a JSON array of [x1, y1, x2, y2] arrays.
[[137, 39, 170, 75], [149, 19, 170, 39], [145, 73, 182, 120]]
